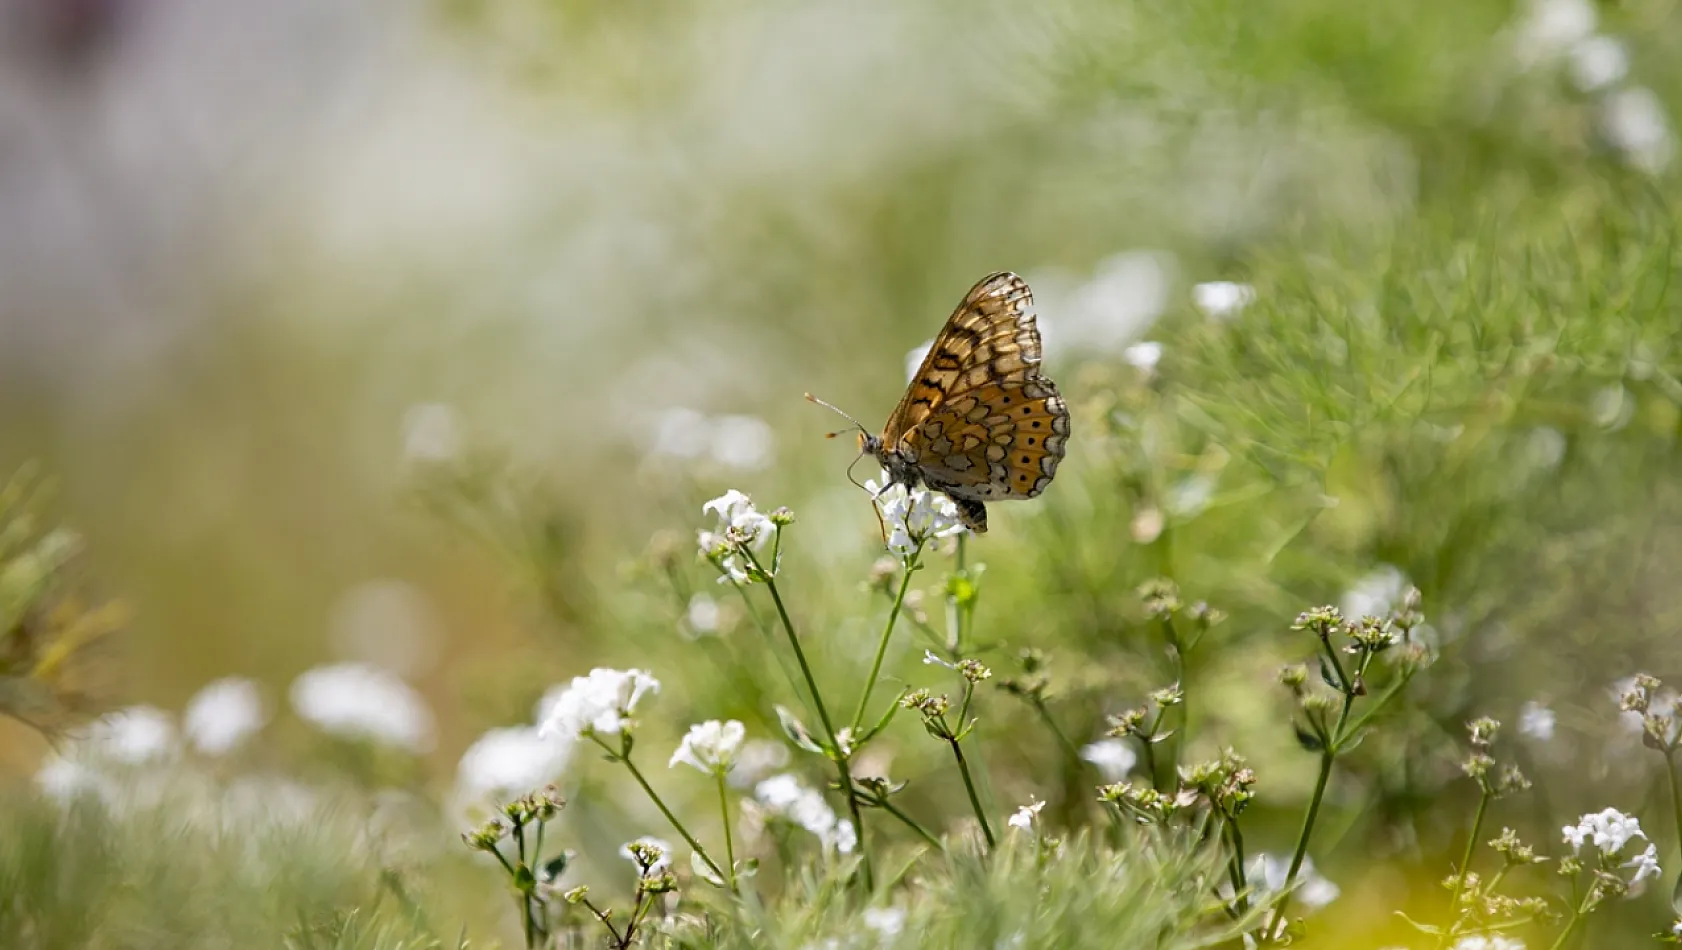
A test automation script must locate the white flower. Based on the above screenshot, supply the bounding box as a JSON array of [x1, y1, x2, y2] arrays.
[[402, 402, 461, 463], [905, 340, 934, 382], [35, 756, 108, 802], [862, 906, 907, 943], [648, 407, 712, 459], [685, 593, 721, 635], [456, 726, 571, 801], [670, 720, 746, 774], [289, 663, 435, 752], [865, 474, 964, 559], [1080, 739, 1138, 782], [1512, 0, 1596, 64], [1518, 701, 1555, 742], [1192, 281, 1256, 320], [1602, 86, 1675, 175], [85, 705, 178, 765], [1007, 797, 1045, 832], [1624, 842, 1662, 885], [755, 773, 855, 853], [727, 739, 790, 789], [183, 678, 267, 756], [700, 490, 775, 583], [711, 415, 775, 470], [1341, 565, 1409, 620], [923, 650, 958, 669], [538, 668, 661, 740], [1562, 808, 1646, 855], [1451, 937, 1526, 950], [1568, 35, 1628, 92], [619, 836, 673, 872], [1236, 854, 1339, 912], [1122, 341, 1162, 371]]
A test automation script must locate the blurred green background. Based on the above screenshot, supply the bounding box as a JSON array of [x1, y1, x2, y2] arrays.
[[3, 0, 1682, 946]]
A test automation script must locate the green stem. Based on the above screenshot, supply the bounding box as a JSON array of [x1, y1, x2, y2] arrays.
[[614, 746, 732, 891], [747, 552, 874, 890], [949, 735, 996, 850], [579, 898, 625, 947], [853, 545, 921, 734], [876, 797, 945, 850], [1228, 819, 1251, 914], [513, 822, 535, 949], [1262, 746, 1336, 943], [1547, 911, 1582, 950], [1031, 696, 1085, 771], [717, 769, 737, 890], [1665, 748, 1682, 875], [1436, 789, 1492, 949]]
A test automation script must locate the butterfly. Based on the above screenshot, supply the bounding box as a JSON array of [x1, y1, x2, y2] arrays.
[[807, 272, 1070, 534]]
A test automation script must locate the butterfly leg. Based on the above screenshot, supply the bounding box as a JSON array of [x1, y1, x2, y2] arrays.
[[949, 496, 988, 534]]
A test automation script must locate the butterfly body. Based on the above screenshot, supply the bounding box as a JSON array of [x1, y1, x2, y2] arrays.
[[851, 272, 1070, 534]]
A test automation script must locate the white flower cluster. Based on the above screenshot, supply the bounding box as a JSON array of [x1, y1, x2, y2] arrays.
[[1222, 854, 1340, 913], [669, 719, 746, 774], [1191, 281, 1256, 320], [619, 835, 674, 873], [864, 474, 965, 559], [1007, 797, 1045, 832], [183, 678, 269, 756], [290, 662, 435, 753], [1562, 808, 1661, 885], [754, 773, 856, 854], [455, 726, 571, 802], [538, 668, 661, 740], [1450, 936, 1526, 950], [1079, 738, 1138, 782], [644, 408, 776, 471], [698, 490, 775, 584]]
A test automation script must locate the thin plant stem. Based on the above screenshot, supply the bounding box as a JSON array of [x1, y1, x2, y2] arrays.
[[1436, 789, 1492, 950], [579, 897, 625, 946], [853, 545, 921, 734], [716, 770, 737, 890], [744, 549, 874, 890], [611, 743, 732, 891], [1263, 745, 1336, 942], [877, 798, 944, 850], [1665, 748, 1682, 873], [1547, 912, 1582, 950], [949, 736, 996, 850], [1228, 819, 1251, 915], [512, 822, 536, 949]]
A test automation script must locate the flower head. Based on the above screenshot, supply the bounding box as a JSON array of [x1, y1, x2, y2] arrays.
[[1080, 739, 1138, 782], [1007, 797, 1046, 832], [538, 668, 661, 740], [1191, 281, 1256, 320], [755, 773, 855, 853], [289, 663, 435, 753], [85, 705, 179, 765], [1518, 701, 1555, 742], [1624, 842, 1662, 885], [619, 836, 673, 873], [183, 678, 267, 756], [865, 474, 964, 559], [669, 719, 746, 774], [699, 490, 775, 582], [1562, 808, 1646, 855], [456, 726, 571, 802]]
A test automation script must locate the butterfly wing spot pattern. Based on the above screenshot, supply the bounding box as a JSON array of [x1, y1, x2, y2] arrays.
[[868, 272, 1070, 534]]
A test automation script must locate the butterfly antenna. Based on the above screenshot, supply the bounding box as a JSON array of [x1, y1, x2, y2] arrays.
[[803, 392, 869, 439]]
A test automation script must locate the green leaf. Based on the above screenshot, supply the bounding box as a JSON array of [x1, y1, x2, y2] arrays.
[[1391, 911, 1442, 935], [775, 705, 826, 755], [512, 863, 535, 894], [858, 692, 904, 744], [690, 850, 726, 887], [1292, 721, 1324, 752]]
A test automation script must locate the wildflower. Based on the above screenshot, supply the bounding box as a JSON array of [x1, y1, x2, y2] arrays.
[[1567, 35, 1627, 92], [1191, 281, 1255, 320], [1602, 86, 1675, 175], [710, 414, 775, 470], [905, 340, 934, 382], [923, 650, 958, 669], [289, 663, 435, 753], [685, 593, 721, 635], [84, 705, 178, 765], [727, 738, 790, 789], [1624, 842, 1662, 885], [862, 906, 907, 943], [1562, 808, 1646, 855], [1081, 739, 1138, 781], [619, 836, 673, 873], [699, 490, 775, 582], [1122, 341, 1162, 372], [183, 678, 268, 756], [1007, 797, 1045, 832], [1518, 701, 1555, 742], [669, 720, 746, 774], [537, 668, 661, 740], [865, 473, 965, 558], [402, 402, 461, 463], [1241, 854, 1340, 911], [754, 773, 855, 853], [456, 726, 571, 802]]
